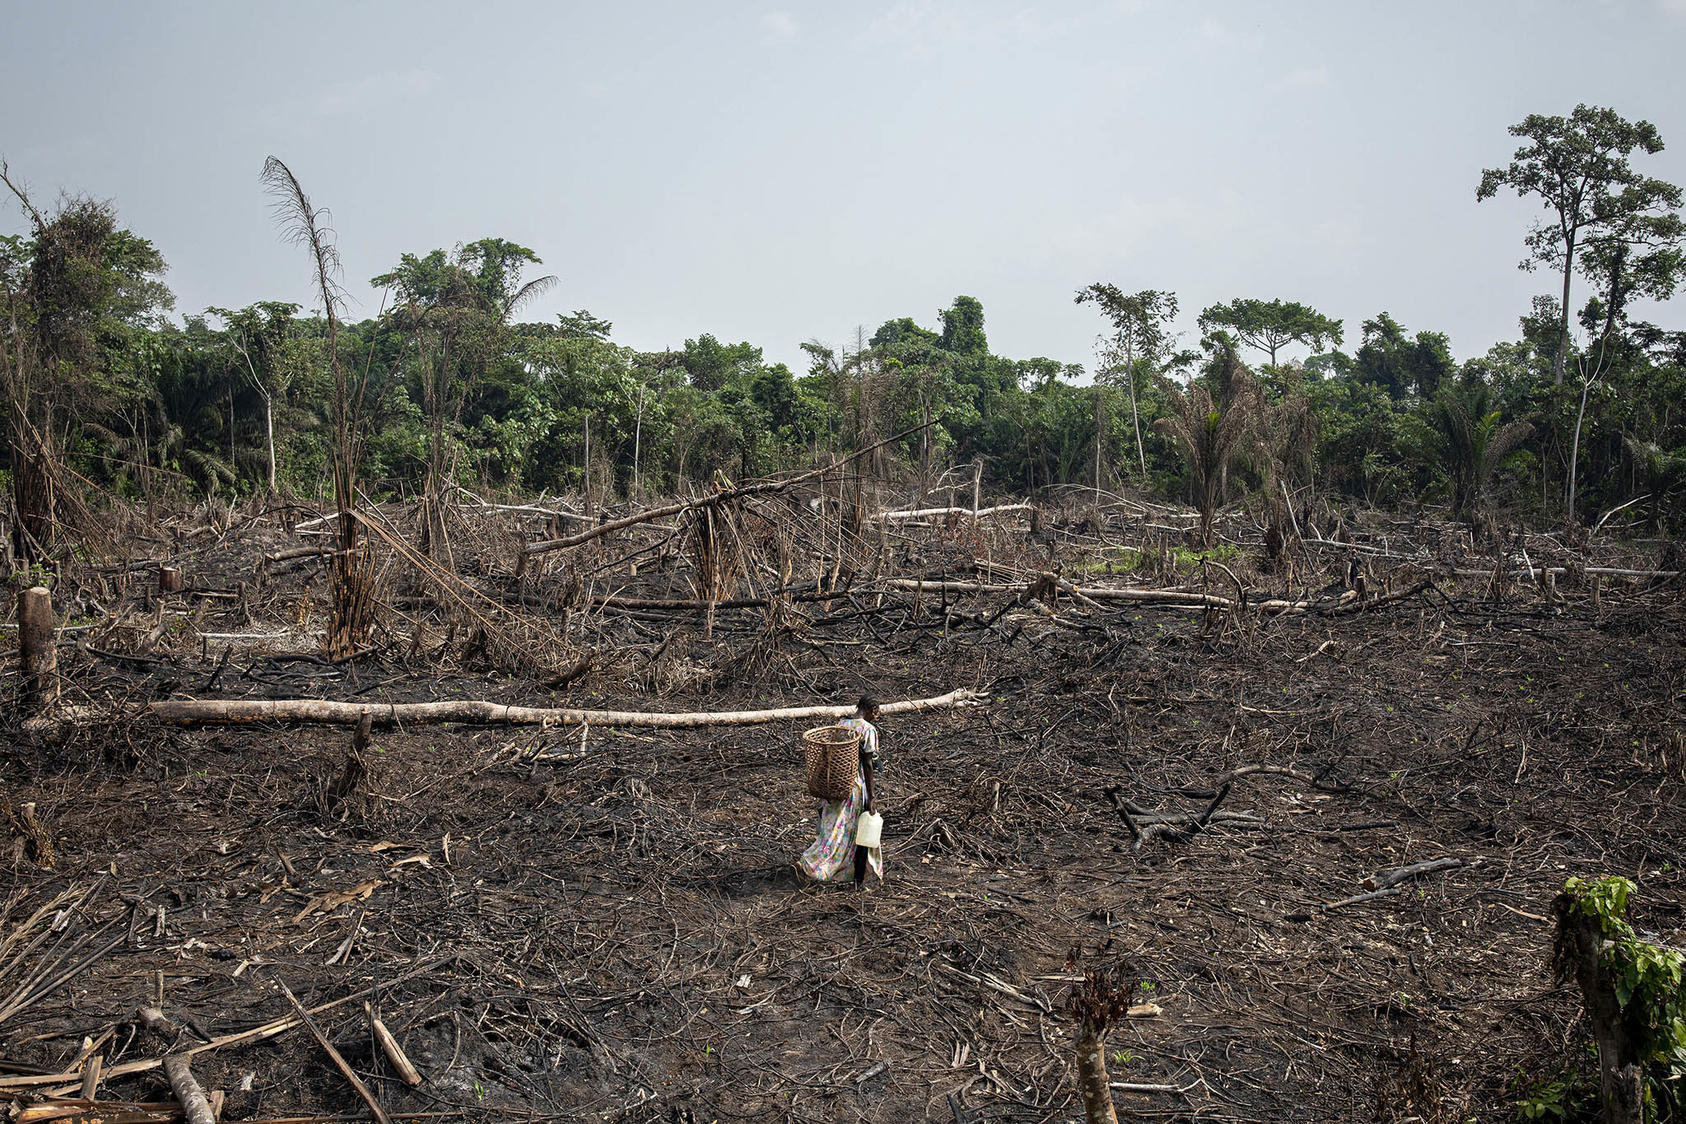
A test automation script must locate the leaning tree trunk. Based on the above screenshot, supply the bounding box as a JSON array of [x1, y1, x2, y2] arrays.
[[1554, 235, 1575, 387], [1567, 371, 1595, 526], [1093, 385, 1106, 507]]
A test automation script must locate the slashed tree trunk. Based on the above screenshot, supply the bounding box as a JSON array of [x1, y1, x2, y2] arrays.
[[1075, 1025, 1117, 1124], [161, 1056, 218, 1124]]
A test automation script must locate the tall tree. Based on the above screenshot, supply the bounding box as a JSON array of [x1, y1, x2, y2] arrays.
[[1477, 104, 1684, 385], [938, 295, 987, 356], [1195, 298, 1343, 368], [1075, 285, 1181, 478], [680, 333, 761, 392], [1354, 313, 1455, 400], [209, 300, 302, 493]]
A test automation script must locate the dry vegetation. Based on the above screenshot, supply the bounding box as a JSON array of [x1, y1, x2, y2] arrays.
[[3, 484, 1685, 1123]]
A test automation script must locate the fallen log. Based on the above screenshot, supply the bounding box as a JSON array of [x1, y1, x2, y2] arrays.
[[1362, 856, 1464, 891], [11, 1100, 181, 1123], [869, 503, 1032, 523], [31, 688, 986, 731], [259, 545, 329, 564], [161, 1057, 216, 1124], [876, 577, 1416, 617], [880, 578, 1237, 610]]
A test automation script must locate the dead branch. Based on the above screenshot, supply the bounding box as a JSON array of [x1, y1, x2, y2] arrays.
[[1323, 858, 1465, 910], [270, 975, 392, 1124], [0, 956, 453, 1092]]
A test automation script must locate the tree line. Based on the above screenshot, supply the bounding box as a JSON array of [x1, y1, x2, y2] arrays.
[[2, 103, 1683, 565]]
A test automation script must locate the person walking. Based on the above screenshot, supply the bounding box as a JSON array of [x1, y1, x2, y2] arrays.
[[798, 697, 883, 883]]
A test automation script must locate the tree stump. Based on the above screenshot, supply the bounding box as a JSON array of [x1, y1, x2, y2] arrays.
[[1069, 965, 1137, 1124], [158, 566, 183, 594], [17, 585, 57, 713]]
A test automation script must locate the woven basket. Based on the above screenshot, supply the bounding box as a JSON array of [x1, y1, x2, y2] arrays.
[[803, 725, 861, 801]]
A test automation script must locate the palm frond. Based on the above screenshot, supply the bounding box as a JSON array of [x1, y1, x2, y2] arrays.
[[260, 157, 346, 322], [504, 274, 558, 320]]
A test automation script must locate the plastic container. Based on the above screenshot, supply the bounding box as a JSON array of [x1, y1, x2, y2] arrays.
[[854, 811, 883, 848]]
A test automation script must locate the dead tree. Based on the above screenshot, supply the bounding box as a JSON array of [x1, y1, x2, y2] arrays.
[[262, 157, 373, 658]]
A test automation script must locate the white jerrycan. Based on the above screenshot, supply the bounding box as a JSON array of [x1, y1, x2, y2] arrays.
[[854, 811, 884, 848]]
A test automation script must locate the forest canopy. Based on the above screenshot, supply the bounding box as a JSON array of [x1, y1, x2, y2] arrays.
[[2, 102, 1684, 561]]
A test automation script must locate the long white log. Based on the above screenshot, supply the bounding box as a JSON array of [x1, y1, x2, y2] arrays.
[[869, 503, 1032, 523], [35, 688, 986, 730]]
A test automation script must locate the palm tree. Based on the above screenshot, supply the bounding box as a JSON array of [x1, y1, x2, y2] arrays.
[[1153, 347, 1262, 547], [1622, 435, 1686, 532], [1417, 382, 1532, 529]]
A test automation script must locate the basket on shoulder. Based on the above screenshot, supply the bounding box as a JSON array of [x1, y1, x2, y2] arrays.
[[802, 725, 861, 801]]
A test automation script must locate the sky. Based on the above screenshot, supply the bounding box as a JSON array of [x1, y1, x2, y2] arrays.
[[2, 0, 1684, 375]]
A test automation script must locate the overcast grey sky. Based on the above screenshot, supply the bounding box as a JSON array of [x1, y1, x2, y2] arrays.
[[3, 0, 1683, 373]]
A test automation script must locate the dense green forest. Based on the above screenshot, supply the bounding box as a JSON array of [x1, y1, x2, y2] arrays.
[[2, 103, 1683, 561]]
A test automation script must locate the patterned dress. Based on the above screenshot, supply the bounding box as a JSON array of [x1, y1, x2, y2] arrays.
[[798, 717, 883, 882]]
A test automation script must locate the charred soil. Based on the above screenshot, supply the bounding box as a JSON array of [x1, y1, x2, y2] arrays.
[[4, 501, 1684, 1122]]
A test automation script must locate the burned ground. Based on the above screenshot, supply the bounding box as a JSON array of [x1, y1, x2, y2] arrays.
[[3, 502, 1684, 1122]]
